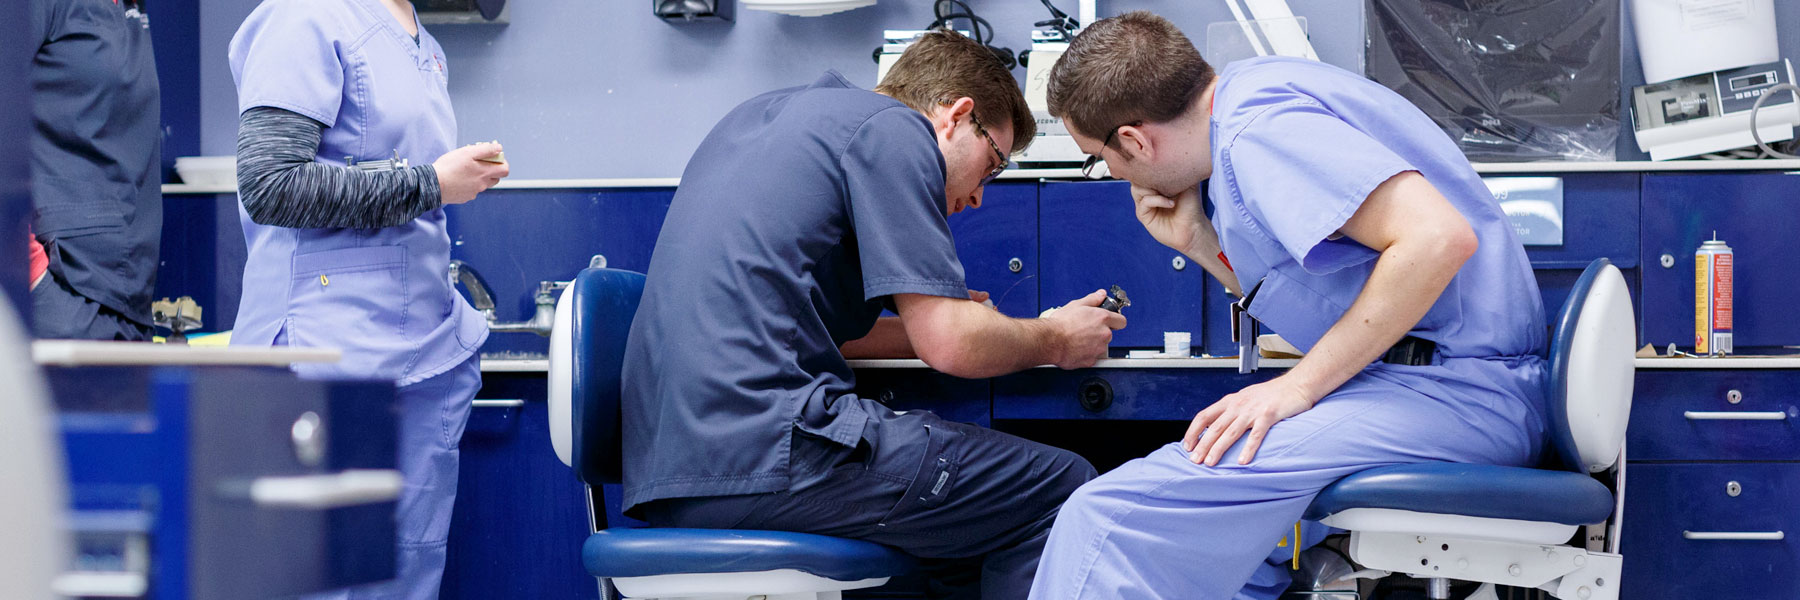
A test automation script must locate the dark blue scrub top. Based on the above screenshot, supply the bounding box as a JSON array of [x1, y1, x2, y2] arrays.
[[621, 71, 968, 511], [30, 0, 162, 328]]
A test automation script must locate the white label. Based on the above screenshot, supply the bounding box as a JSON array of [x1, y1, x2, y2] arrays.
[[1681, 0, 1752, 31]]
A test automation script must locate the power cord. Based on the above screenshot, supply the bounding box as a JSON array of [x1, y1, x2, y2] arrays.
[[1034, 0, 1079, 38], [1748, 82, 1800, 159], [926, 0, 1016, 69]]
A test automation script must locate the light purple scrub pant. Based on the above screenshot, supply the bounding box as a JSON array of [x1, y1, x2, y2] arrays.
[[1027, 359, 1544, 600], [308, 355, 481, 600]]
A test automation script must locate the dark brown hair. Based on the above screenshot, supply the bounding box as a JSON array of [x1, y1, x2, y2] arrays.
[[876, 29, 1037, 154], [1047, 11, 1215, 141]]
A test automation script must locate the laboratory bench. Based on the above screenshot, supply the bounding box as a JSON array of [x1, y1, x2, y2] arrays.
[[149, 167, 1800, 597]]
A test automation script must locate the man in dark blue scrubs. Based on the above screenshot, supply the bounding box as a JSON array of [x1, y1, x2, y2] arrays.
[[623, 31, 1126, 599], [29, 0, 161, 340]]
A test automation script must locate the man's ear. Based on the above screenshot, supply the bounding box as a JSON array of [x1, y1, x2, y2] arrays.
[[1114, 124, 1152, 163], [929, 98, 975, 138]]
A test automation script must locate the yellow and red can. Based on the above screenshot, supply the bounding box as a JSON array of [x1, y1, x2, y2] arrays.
[[1695, 238, 1733, 355]]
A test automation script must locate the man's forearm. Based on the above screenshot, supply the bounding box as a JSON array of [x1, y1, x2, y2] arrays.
[[1181, 226, 1243, 297], [923, 306, 1065, 378], [840, 316, 916, 359], [1281, 235, 1471, 402]]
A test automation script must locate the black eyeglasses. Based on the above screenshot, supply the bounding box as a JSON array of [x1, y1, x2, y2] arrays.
[[1081, 122, 1139, 179], [969, 113, 1009, 185]]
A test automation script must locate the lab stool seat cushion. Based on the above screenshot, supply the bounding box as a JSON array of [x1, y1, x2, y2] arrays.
[[582, 528, 916, 580], [1304, 463, 1614, 527]]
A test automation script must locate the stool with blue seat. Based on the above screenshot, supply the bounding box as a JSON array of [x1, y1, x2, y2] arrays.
[[1303, 258, 1635, 599], [546, 267, 916, 599]]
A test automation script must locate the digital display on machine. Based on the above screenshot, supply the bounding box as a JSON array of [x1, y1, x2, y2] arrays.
[[1729, 71, 1775, 91]]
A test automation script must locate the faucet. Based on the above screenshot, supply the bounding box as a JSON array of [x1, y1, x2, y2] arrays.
[[448, 259, 569, 337]]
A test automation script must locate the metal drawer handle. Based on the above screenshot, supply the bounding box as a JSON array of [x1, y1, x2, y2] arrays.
[[250, 469, 403, 509], [1684, 531, 1786, 541], [472, 399, 526, 408], [1684, 411, 1788, 421]]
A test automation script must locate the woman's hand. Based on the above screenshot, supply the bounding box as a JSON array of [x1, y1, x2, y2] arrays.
[[434, 142, 509, 205]]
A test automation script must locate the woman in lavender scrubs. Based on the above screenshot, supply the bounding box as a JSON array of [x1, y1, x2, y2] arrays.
[[229, 0, 508, 596]]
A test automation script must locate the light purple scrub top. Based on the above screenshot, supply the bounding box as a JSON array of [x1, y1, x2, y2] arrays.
[[228, 0, 487, 385], [1206, 57, 1548, 428]]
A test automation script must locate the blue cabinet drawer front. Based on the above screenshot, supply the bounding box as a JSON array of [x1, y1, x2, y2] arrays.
[[994, 368, 1280, 421], [1040, 181, 1211, 349], [1628, 370, 1800, 461], [1621, 463, 1800, 598], [853, 370, 991, 426]]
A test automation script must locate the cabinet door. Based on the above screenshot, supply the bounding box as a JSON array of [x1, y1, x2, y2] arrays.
[[1040, 181, 1209, 348], [1517, 173, 1640, 327], [1622, 463, 1800, 598], [1641, 174, 1800, 350], [948, 182, 1038, 318], [444, 373, 598, 599]]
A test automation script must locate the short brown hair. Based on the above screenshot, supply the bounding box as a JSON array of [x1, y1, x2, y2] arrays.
[[1048, 11, 1215, 140], [876, 29, 1036, 154]]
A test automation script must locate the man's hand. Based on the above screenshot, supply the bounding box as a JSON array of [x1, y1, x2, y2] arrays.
[[1183, 376, 1318, 466], [1132, 185, 1208, 256], [1043, 289, 1127, 369], [968, 289, 994, 309]]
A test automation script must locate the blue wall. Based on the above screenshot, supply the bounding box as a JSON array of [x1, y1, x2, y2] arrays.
[[196, 0, 1366, 179]]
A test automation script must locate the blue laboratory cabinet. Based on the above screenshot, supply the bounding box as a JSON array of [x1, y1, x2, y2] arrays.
[[52, 366, 398, 600], [1622, 368, 1800, 597]]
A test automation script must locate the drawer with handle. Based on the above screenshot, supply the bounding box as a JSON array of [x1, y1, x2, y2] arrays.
[[1621, 462, 1800, 597], [1627, 370, 1800, 461]]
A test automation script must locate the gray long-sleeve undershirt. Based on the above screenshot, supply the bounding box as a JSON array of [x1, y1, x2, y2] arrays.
[[234, 106, 442, 229]]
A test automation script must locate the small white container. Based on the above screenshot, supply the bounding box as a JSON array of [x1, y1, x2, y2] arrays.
[[174, 156, 238, 188], [1163, 331, 1192, 357]]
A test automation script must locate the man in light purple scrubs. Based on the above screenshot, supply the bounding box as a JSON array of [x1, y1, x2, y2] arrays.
[[1027, 13, 1549, 599], [229, 0, 509, 597]]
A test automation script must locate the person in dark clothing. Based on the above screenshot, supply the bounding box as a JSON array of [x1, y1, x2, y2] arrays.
[[29, 0, 162, 341], [624, 31, 1125, 599]]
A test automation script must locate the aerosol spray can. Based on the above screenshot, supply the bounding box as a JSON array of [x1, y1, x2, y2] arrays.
[[1695, 234, 1734, 355]]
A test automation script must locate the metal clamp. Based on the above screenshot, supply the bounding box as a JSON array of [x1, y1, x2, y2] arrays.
[[1683, 531, 1785, 541], [1684, 411, 1787, 421]]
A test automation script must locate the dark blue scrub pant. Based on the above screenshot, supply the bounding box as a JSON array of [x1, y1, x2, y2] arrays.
[[30, 272, 151, 341], [641, 409, 1097, 600]]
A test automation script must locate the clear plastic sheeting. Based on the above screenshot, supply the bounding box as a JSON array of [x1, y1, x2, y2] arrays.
[[1365, 0, 1621, 162]]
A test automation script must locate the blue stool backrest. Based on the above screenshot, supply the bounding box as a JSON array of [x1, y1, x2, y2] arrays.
[[569, 267, 647, 486], [1545, 258, 1636, 474]]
